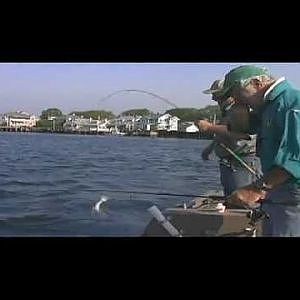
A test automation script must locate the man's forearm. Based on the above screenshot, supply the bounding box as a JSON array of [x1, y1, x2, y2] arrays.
[[208, 124, 250, 140], [208, 124, 227, 134]]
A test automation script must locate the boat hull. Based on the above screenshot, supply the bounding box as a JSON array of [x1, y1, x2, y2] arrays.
[[143, 197, 263, 237]]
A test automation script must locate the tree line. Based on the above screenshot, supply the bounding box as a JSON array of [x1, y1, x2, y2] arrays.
[[39, 106, 220, 121], [37, 106, 221, 128]]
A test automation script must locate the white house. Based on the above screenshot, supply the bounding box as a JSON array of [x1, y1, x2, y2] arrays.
[[157, 113, 171, 131], [114, 115, 136, 132], [97, 119, 110, 133], [169, 116, 180, 131], [157, 113, 180, 131], [63, 115, 110, 133], [134, 115, 157, 131], [0, 114, 6, 126], [3, 111, 37, 128]]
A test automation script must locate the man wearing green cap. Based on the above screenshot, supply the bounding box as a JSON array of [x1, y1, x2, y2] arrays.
[[222, 65, 300, 236], [199, 79, 261, 197]]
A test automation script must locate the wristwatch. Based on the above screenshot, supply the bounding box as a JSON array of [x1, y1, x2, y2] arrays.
[[253, 178, 272, 192]]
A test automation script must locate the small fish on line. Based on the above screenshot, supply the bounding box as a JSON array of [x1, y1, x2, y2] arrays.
[[93, 196, 109, 213]]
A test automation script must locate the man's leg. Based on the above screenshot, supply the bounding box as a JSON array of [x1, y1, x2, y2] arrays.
[[219, 163, 233, 196]]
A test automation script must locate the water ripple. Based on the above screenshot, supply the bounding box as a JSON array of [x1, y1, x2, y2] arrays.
[[0, 132, 221, 235]]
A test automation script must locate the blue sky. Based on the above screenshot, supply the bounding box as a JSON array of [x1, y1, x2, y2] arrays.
[[0, 63, 299, 116]]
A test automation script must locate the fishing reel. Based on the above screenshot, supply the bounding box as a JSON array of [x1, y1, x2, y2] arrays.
[[247, 207, 270, 226], [242, 203, 269, 236]]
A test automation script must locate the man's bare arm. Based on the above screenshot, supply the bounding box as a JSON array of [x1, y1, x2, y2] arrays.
[[196, 120, 250, 140]]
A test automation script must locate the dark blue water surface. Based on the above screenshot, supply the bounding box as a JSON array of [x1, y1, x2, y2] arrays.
[[0, 132, 221, 236]]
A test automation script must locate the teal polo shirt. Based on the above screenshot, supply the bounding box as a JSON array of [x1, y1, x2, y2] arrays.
[[257, 80, 300, 185]]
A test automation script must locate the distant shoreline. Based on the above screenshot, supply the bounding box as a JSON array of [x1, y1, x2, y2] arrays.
[[0, 129, 213, 140]]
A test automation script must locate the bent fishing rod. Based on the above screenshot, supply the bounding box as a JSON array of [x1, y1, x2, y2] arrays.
[[98, 89, 179, 109]]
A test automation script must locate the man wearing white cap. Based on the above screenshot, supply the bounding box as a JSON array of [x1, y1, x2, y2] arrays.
[[198, 79, 261, 196]]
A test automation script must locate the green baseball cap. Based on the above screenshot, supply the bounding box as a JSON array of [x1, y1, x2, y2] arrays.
[[219, 65, 270, 97]]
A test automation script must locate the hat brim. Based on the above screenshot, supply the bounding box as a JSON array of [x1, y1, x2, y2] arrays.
[[202, 88, 222, 95]]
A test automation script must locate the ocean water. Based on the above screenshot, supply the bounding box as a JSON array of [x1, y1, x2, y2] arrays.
[[0, 132, 221, 236]]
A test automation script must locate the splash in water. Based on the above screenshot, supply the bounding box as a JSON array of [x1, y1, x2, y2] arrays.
[[93, 195, 109, 213]]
